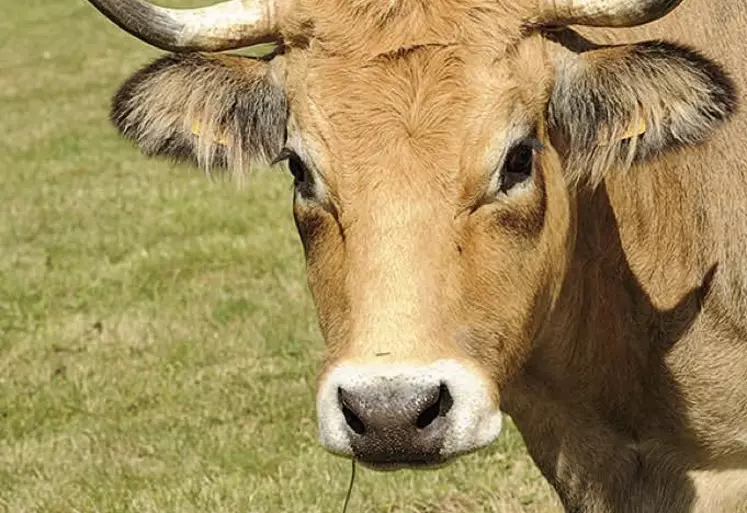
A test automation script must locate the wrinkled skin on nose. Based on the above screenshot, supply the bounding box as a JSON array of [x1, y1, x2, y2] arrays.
[[338, 379, 452, 466], [287, 43, 573, 468]]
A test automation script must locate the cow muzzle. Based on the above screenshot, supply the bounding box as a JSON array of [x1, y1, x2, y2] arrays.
[[316, 361, 503, 470]]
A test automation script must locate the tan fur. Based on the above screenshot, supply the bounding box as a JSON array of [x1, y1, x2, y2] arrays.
[[283, 0, 531, 58], [109, 0, 747, 511]]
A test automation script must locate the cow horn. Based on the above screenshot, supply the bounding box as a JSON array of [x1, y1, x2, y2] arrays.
[[538, 0, 684, 27], [85, 0, 282, 52]]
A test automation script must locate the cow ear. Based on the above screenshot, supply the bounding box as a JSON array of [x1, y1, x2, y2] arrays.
[[111, 53, 287, 175], [548, 41, 737, 186]]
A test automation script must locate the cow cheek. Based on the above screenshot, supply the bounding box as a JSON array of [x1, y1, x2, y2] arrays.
[[467, 182, 572, 383], [456, 202, 556, 385], [462, 258, 538, 382], [293, 205, 351, 362]]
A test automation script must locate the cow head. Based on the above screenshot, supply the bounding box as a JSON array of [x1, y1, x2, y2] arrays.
[[89, 0, 736, 470]]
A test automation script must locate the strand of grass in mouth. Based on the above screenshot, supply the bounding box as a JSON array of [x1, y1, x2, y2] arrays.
[[341, 460, 356, 513]]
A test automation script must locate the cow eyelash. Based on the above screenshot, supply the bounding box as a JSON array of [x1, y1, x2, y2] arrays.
[[523, 137, 545, 153], [272, 147, 320, 202], [271, 147, 293, 165], [272, 147, 309, 184]]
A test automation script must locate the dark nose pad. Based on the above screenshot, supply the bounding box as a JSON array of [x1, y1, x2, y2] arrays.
[[337, 383, 453, 466]]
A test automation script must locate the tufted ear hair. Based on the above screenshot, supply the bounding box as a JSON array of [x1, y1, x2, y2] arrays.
[[111, 52, 287, 175], [548, 40, 738, 186]]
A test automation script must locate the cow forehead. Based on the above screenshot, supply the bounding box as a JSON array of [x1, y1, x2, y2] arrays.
[[287, 42, 549, 199], [294, 0, 532, 59]]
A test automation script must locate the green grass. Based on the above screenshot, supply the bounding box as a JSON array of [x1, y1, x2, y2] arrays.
[[0, 0, 560, 511]]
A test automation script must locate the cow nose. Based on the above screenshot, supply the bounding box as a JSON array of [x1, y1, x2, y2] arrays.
[[335, 382, 453, 467], [317, 362, 503, 469]]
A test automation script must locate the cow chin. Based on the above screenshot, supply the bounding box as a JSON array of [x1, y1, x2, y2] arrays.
[[316, 360, 503, 470]]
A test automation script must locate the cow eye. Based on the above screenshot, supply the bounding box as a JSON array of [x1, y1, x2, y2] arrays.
[[499, 141, 536, 193], [273, 147, 308, 183], [273, 148, 314, 198], [287, 152, 308, 184]]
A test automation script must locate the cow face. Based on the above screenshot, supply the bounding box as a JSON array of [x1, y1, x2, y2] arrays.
[[284, 42, 573, 468], [97, 0, 735, 470]]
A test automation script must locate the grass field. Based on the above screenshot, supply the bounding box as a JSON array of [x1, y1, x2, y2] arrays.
[[0, 1, 561, 511]]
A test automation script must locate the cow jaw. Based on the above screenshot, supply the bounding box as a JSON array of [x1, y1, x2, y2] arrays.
[[316, 360, 503, 469]]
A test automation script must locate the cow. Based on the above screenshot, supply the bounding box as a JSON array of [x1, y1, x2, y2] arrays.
[[83, 0, 747, 511]]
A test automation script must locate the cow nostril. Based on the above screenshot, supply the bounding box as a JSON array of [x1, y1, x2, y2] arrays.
[[416, 399, 439, 429], [342, 403, 366, 435], [416, 383, 453, 429], [338, 388, 366, 435]]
